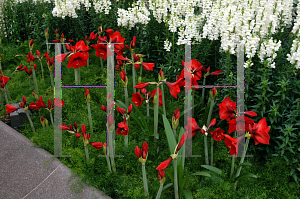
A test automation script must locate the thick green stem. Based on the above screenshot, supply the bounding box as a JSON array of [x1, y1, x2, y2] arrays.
[[131, 52, 136, 93], [29, 77, 32, 87], [230, 131, 236, 178], [4, 91, 9, 104], [74, 68, 79, 85], [50, 71, 54, 89], [173, 129, 176, 138], [100, 57, 103, 68], [0, 92, 2, 107], [5, 85, 12, 101], [32, 68, 38, 93], [142, 164, 149, 196], [87, 57, 89, 67], [234, 138, 250, 190], [87, 102, 93, 134], [49, 111, 54, 126], [106, 154, 112, 172], [155, 184, 164, 199], [0, 62, 2, 71], [201, 78, 206, 104], [154, 85, 159, 145], [108, 130, 116, 172], [84, 145, 89, 161], [161, 84, 166, 116], [124, 87, 129, 107], [147, 102, 149, 125], [204, 98, 214, 165], [40, 61, 44, 79], [210, 138, 214, 166], [25, 109, 36, 133], [173, 159, 179, 199]]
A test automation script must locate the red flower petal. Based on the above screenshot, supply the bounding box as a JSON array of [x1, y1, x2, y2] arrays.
[[156, 157, 173, 170], [89, 142, 103, 149], [134, 82, 150, 89], [135, 146, 141, 159]]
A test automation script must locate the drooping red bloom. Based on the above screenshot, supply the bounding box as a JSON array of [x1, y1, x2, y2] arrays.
[[130, 36, 136, 49], [175, 131, 188, 153], [209, 127, 225, 141], [117, 118, 129, 136], [5, 104, 20, 114], [59, 124, 73, 131], [81, 124, 90, 141], [24, 66, 32, 77], [104, 29, 113, 35], [156, 157, 173, 170], [26, 52, 38, 65], [185, 117, 201, 139], [249, 118, 270, 145], [228, 116, 254, 134], [161, 77, 184, 98], [0, 75, 9, 90], [141, 62, 155, 71], [85, 88, 89, 99], [134, 141, 149, 159], [90, 41, 113, 61], [219, 97, 237, 121], [223, 134, 244, 156], [109, 31, 125, 56], [28, 102, 37, 109], [134, 82, 150, 89], [15, 64, 25, 71], [244, 111, 257, 117], [89, 142, 103, 149], [131, 92, 145, 107]]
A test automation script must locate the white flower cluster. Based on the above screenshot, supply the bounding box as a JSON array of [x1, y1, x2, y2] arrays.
[[164, 39, 172, 51], [14, 0, 53, 3], [52, 0, 109, 19], [287, 39, 300, 69], [117, 0, 150, 30], [258, 38, 282, 68], [244, 59, 254, 68], [94, 0, 111, 14]]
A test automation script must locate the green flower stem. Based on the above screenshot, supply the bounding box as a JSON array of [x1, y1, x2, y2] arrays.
[[234, 138, 250, 190], [230, 131, 236, 178], [205, 98, 215, 165], [142, 164, 149, 196], [40, 61, 44, 79], [154, 85, 159, 145], [210, 138, 214, 166], [131, 52, 136, 93], [49, 111, 54, 126], [87, 57, 89, 67], [192, 89, 195, 118], [78, 68, 81, 84], [32, 68, 38, 93], [0, 62, 2, 70], [161, 84, 166, 116], [100, 57, 103, 68], [49, 71, 54, 89], [173, 159, 179, 199], [173, 129, 176, 138], [105, 154, 112, 172], [155, 184, 164, 199], [108, 130, 116, 172], [46, 39, 49, 54], [5, 85, 12, 101], [147, 102, 149, 125], [201, 78, 206, 104], [4, 91, 9, 104], [25, 109, 36, 133], [74, 68, 79, 85], [29, 77, 32, 87], [84, 145, 89, 161], [87, 102, 93, 134], [124, 87, 129, 107], [0, 92, 2, 107]]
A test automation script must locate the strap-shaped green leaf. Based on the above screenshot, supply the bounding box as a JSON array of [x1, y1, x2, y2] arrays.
[[235, 172, 257, 182], [201, 165, 223, 175], [162, 114, 177, 155], [162, 183, 173, 191], [191, 171, 211, 177], [182, 189, 193, 199]]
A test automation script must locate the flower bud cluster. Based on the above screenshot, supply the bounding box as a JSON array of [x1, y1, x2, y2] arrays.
[[287, 38, 300, 69], [164, 39, 172, 52], [258, 38, 281, 68]]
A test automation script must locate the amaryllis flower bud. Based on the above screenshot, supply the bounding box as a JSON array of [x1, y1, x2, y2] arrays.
[[29, 39, 34, 50], [125, 45, 130, 50], [85, 88, 91, 102], [22, 95, 27, 105], [158, 170, 166, 185], [45, 29, 49, 40], [159, 69, 164, 77], [134, 146, 142, 159], [103, 29, 113, 35], [172, 109, 180, 130], [130, 36, 136, 49], [120, 70, 128, 87], [103, 142, 108, 155], [98, 26, 102, 33], [244, 111, 257, 117], [41, 116, 45, 127], [34, 64, 37, 70], [134, 82, 150, 89], [210, 70, 223, 75], [156, 157, 173, 170], [5, 104, 20, 114], [74, 122, 78, 129], [209, 87, 217, 100], [75, 132, 81, 138], [19, 102, 25, 108]]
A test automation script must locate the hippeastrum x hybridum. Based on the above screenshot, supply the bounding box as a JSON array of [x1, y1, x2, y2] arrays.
[[55, 40, 90, 69], [223, 134, 244, 157], [0, 75, 9, 91], [41, 116, 45, 127], [120, 70, 128, 87], [45, 29, 49, 40], [59, 123, 81, 137], [134, 82, 150, 89], [27, 52, 38, 66], [180, 59, 203, 83], [117, 104, 132, 120], [125, 36, 136, 52], [81, 124, 90, 146], [131, 92, 145, 107], [24, 66, 32, 77], [89, 142, 103, 149], [185, 117, 201, 139], [201, 118, 216, 136], [202, 66, 223, 78], [85, 32, 98, 46], [158, 170, 166, 185], [29, 39, 34, 51], [5, 104, 20, 114], [151, 87, 163, 107], [35, 96, 47, 109], [156, 157, 173, 170], [249, 118, 270, 145], [172, 109, 180, 130], [117, 118, 129, 136], [45, 53, 54, 72], [85, 88, 91, 103], [228, 115, 254, 134], [135, 141, 149, 165], [219, 96, 237, 121], [15, 64, 25, 72], [209, 127, 225, 141], [161, 77, 184, 98], [209, 87, 218, 100]]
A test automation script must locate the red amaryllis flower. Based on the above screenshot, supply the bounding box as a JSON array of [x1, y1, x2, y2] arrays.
[[209, 70, 223, 75], [81, 124, 90, 140], [5, 104, 20, 114], [131, 92, 145, 107], [134, 82, 150, 89], [15, 64, 25, 71], [27, 52, 38, 65], [0, 75, 9, 90], [244, 111, 257, 117], [34, 64, 37, 70], [116, 55, 131, 62], [224, 134, 244, 156], [130, 36, 136, 49], [249, 118, 270, 145], [104, 29, 113, 35], [90, 42, 112, 61], [135, 141, 149, 159], [181, 59, 203, 81], [36, 96, 47, 109], [109, 31, 125, 56], [117, 104, 132, 118], [141, 62, 155, 71], [120, 70, 128, 87], [24, 66, 32, 77], [158, 170, 165, 181], [28, 102, 38, 109], [156, 157, 173, 170], [228, 116, 254, 134], [59, 124, 73, 131], [101, 105, 107, 113], [53, 97, 65, 108], [185, 117, 201, 139], [201, 118, 217, 135], [22, 95, 27, 105], [85, 88, 89, 99], [175, 131, 188, 153], [219, 97, 237, 121], [117, 118, 129, 136], [151, 87, 163, 106], [209, 127, 225, 141], [161, 77, 184, 98], [172, 108, 180, 130], [89, 142, 103, 149]]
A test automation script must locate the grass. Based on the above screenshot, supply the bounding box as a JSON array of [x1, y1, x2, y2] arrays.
[[0, 41, 299, 198]]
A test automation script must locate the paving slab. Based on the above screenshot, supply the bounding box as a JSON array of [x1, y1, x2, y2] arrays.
[[0, 120, 111, 199]]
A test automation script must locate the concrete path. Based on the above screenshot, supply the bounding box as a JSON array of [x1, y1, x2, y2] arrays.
[[0, 121, 112, 199]]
